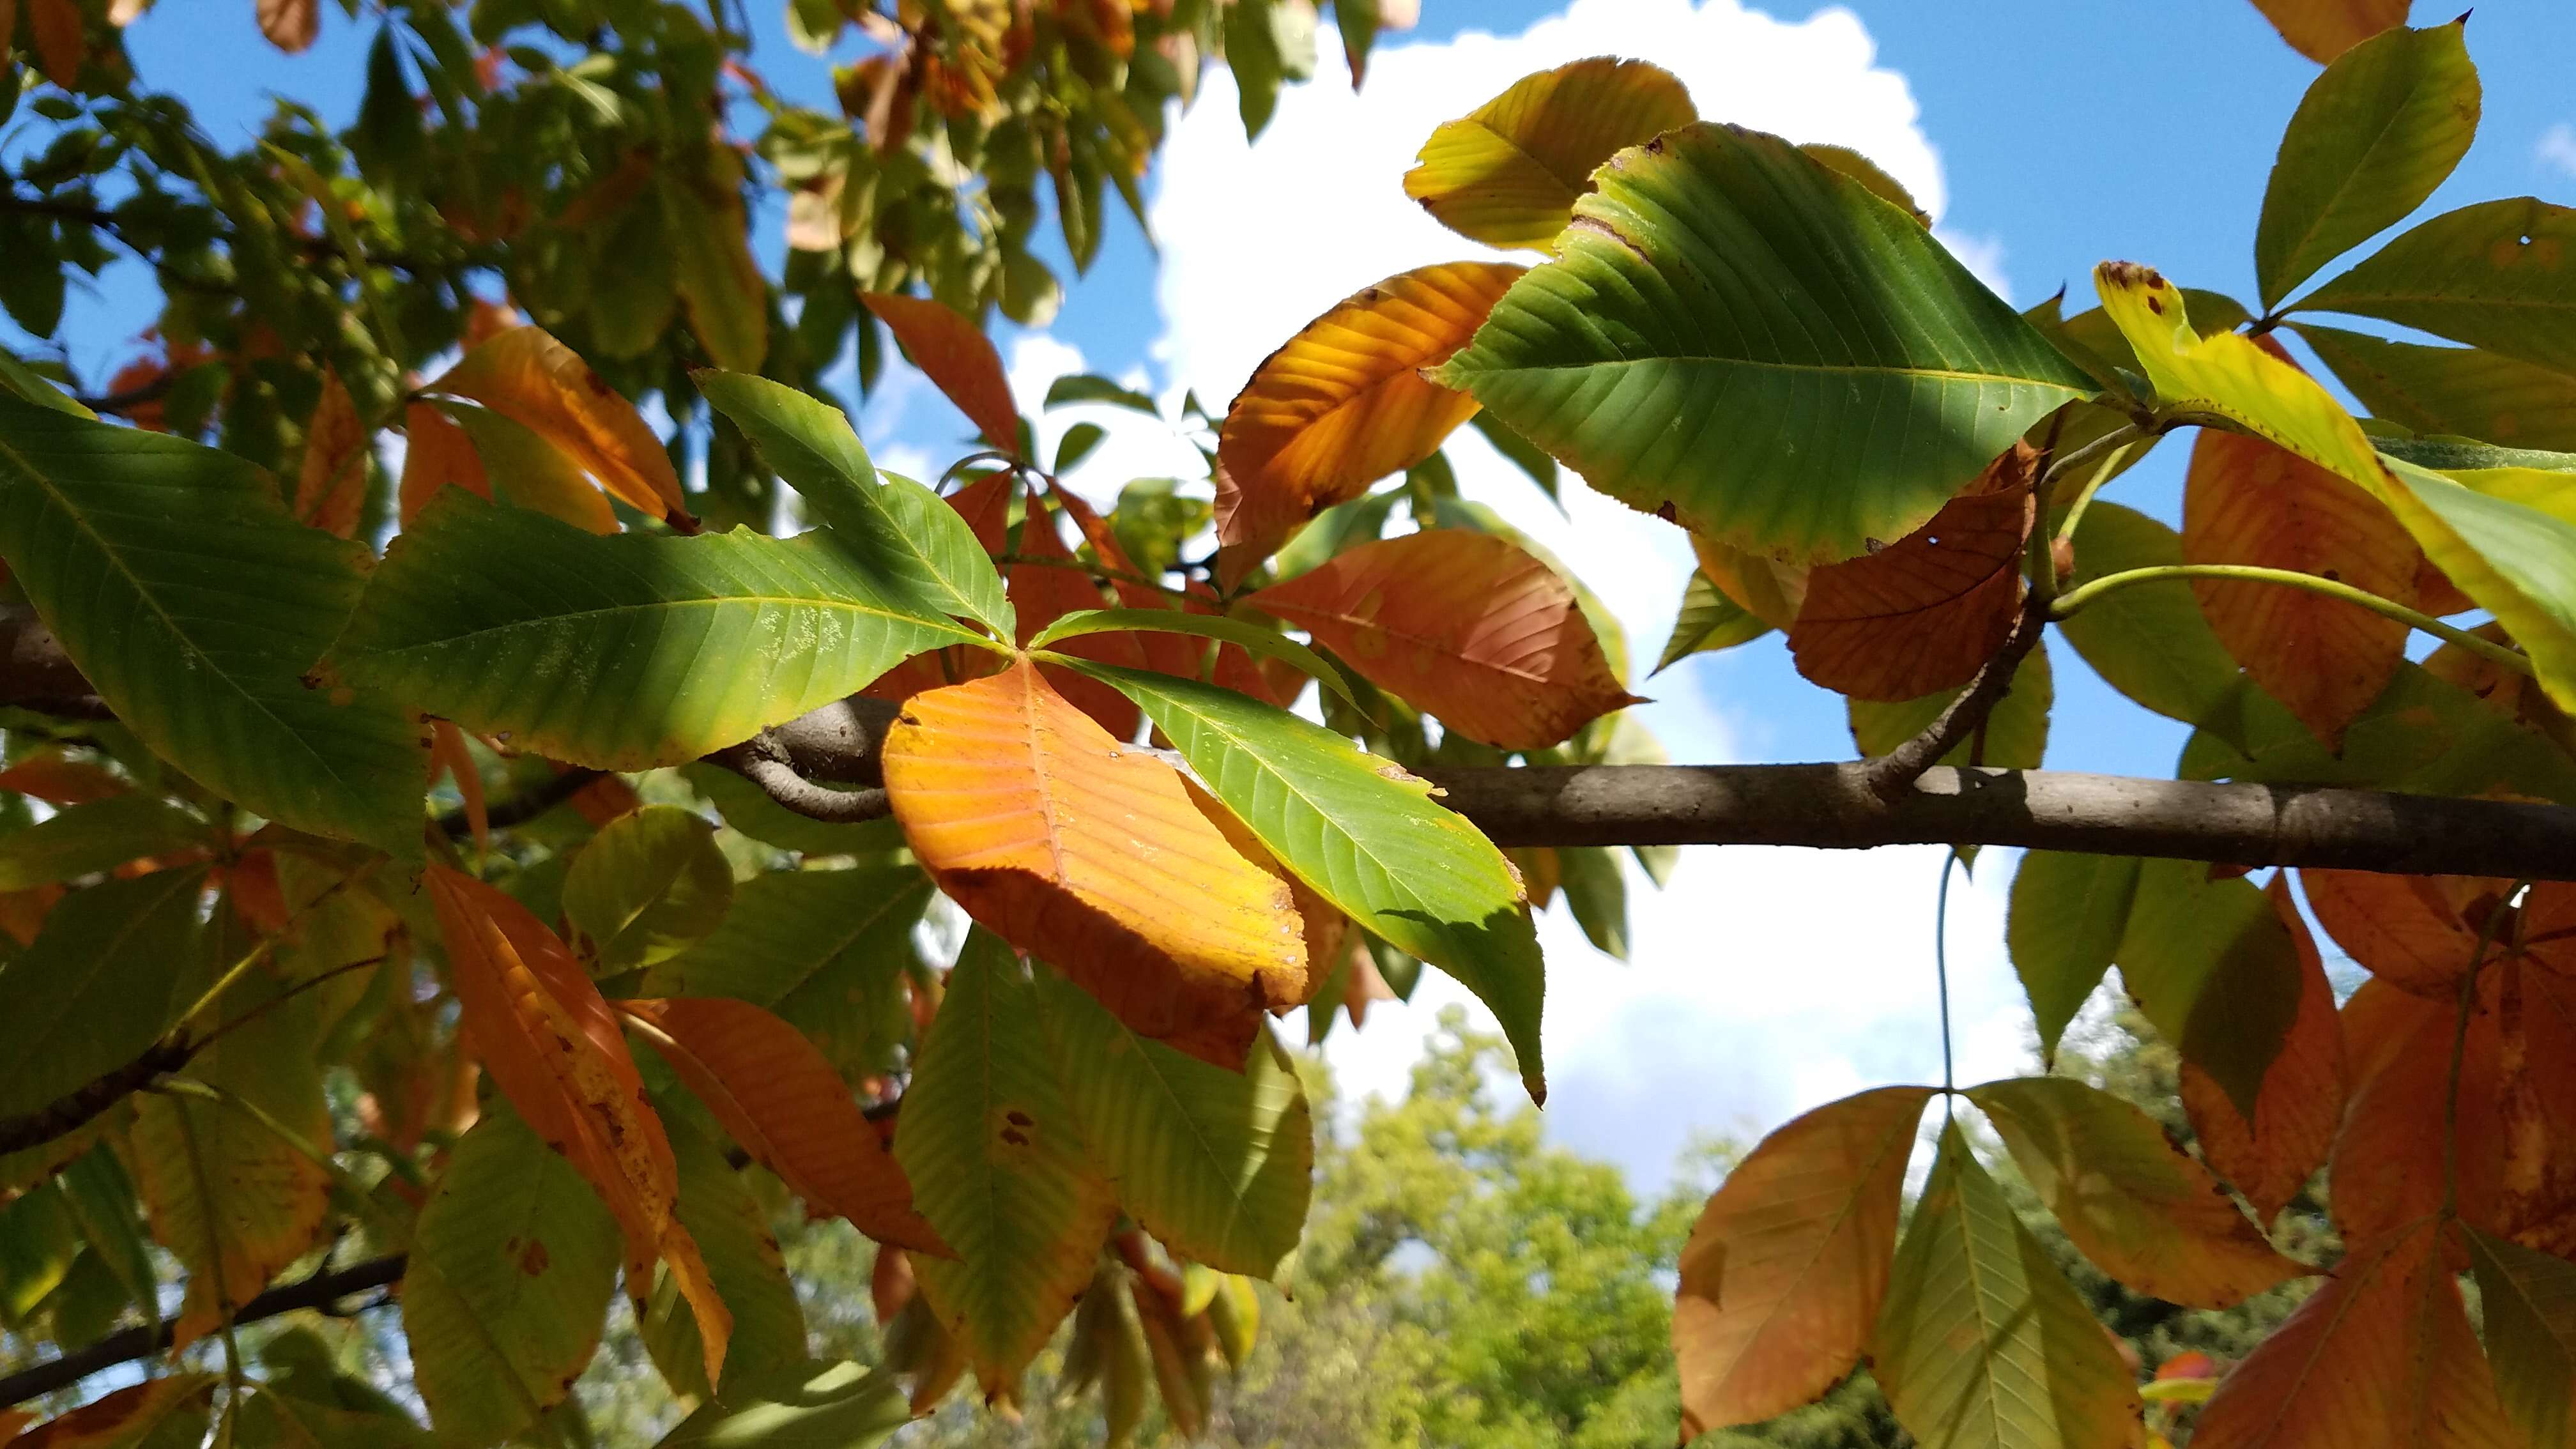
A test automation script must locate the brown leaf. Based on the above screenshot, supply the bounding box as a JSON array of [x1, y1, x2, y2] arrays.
[[1787, 445, 2035, 702], [2302, 868, 2518, 998], [293, 371, 369, 539], [28, 0, 82, 88], [2182, 877, 2347, 1221], [1248, 529, 1639, 749], [255, 0, 318, 52], [2184, 428, 2419, 746], [861, 293, 1022, 456]]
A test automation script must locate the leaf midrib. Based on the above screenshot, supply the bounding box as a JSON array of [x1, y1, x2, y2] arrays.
[[1451, 352, 2091, 390], [349, 590, 973, 661]]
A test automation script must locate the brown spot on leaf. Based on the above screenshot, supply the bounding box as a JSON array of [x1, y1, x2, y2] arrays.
[[519, 1238, 551, 1275]]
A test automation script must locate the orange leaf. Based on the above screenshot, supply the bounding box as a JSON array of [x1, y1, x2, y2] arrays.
[[0, 753, 125, 805], [880, 657, 1308, 1066], [2246, 0, 2408, 63], [1247, 529, 1638, 749], [1675, 1086, 1931, 1434], [861, 293, 1022, 456], [293, 371, 369, 538], [2182, 877, 2347, 1221], [2302, 868, 2517, 998], [1215, 263, 1523, 586], [6, 1376, 215, 1448], [2189, 1220, 2514, 1449], [426, 326, 687, 523], [28, 0, 82, 89], [0, 885, 61, 946], [2526, 884, 2576, 976], [1008, 498, 1146, 739], [422, 866, 731, 1388], [427, 721, 487, 854], [618, 996, 948, 1255], [2492, 965, 2576, 1257], [569, 772, 641, 827], [1787, 445, 2036, 702], [255, 0, 318, 52], [397, 402, 491, 528], [2183, 428, 2419, 746]]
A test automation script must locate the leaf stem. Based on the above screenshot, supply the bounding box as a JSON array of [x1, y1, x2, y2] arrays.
[[2049, 563, 2533, 677], [1934, 849, 1959, 1118], [2442, 884, 2527, 1222], [2049, 434, 2149, 547]]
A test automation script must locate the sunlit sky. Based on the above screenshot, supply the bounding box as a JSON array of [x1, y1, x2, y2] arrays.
[[25, 0, 2576, 1188]]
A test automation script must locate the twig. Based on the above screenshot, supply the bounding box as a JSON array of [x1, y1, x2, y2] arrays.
[[1862, 591, 2051, 801], [440, 768, 606, 837], [709, 733, 891, 823]]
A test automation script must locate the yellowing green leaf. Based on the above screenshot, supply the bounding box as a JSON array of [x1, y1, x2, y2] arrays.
[[2117, 858, 2305, 1117], [2296, 322, 2576, 451], [0, 795, 208, 891], [2297, 198, 2576, 376], [2246, 0, 2408, 63], [663, 153, 769, 374], [636, 1107, 807, 1400], [426, 326, 689, 523], [1401, 57, 1696, 251], [562, 805, 734, 970], [654, 1360, 910, 1449]]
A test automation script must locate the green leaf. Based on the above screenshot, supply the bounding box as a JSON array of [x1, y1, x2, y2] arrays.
[[1873, 1123, 2142, 1449], [642, 863, 931, 1080], [2254, 22, 2480, 309], [693, 372, 1013, 639], [562, 805, 734, 972], [1848, 645, 2052, 770], [1435, 123, 2095, 565], [0, 795, 210, 891], [2465, 1225, 2576, 1449], [1054, 422, 1107, 475], [0, 395, 427, 855], [1332, 0, 1378, 84], [639, 1107, 808, 1400], [1653, 571, 1770, 675], [663, 173, 770, 374], [1029, 608, 1354, 704], [2296, 197, 2576, 374], [2181, 659, 2576, 804], [2372, 435, 2576, 474], [0, 870, 213, 1192], [402, 1100, 620, 1448], [1073, 663, 1548, 1102], [1108, 479, 1210, 582], [2115, 859, 2304, 1117], [240, 1386, 434, 1449], [2056, 502, 2260, 749], [1554, 845, 1629, 960], [2374, 459, 2576, 710], [655, 1360, 910, 1448], [1045, 374, 1158, 415], [2006, 852, 2139, 1066], [1034, 967, 1311, 1278], [353, 25, 428, 187], [589, 200, 680, 361], [896, 930, 1117, 1392], [2294, 322, 2576, 452], [682, 762, 908, 858], [332, 490, 976, 770], [0, 352, 93, 417]]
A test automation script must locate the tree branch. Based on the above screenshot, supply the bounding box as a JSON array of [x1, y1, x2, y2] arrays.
[[0, 1255, 407, 1408]]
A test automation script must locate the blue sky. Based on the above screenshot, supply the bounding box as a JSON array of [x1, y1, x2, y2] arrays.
[[27, 0, 2576, 1184]]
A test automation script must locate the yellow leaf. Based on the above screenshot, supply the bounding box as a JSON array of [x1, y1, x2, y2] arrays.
[[1215, 262, 1522, 585], [423, 865, 730, 1389], [425, 327, 687, 523], [880, 657, 1308, 1067], [1402, 57, 1696, 251]]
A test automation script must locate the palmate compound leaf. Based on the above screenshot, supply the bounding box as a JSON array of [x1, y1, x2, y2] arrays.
[[860, 293, 1024, 456], [0, 394, 425, 857], [2465, 1225, 2576, 1449], [2253, 20, 2480, 309], [2190, 1220, 2517, 1449], [1215, 262, 1524, 584], [1872, 1121, 2143, 1449], [403, 1100, 620, 1447], [423, 865, 731, 1390], [2115, 858, 2306, 1118], [2181, 877, 2348, 1223], [331, 489, 983, 770], [1401, 56, 1697, 252], [1673, 1085, 1932, 1434], [1068, 663, 1545, 1101], [1243, 528, 1640, 749], [880, 656, 1310, 1067], [424, 325, 689, 523], [2246, 0, 2409, 63], [693, 371, 1015, 640], [1034, 966, 1312, 1280], [620, 996, 947, 1255], [896, 930, 1120, 1395], [1434, 124, 2096, 566], [1965, 1076, 2304, 1308], [2094, 261, 2576, 711]]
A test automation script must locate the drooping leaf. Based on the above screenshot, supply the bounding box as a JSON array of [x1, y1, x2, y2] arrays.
[[0, 794, 209, 891], [2245, 0, 2408, 63], [422, 864, 730, 1389], [1401, 57, 1696, 251], [2181, 877, 2347, 1222], [4, 1375, 215, 1449], [622, 995, 945, 1255], [1437, 124, 2095, 565], [332, 489, 977, 769], [654, 1360, 910, 1449], [1873, 1122, 2143, 1449], [425, 326, 688, 521], [257, 0, 318, 50], [402, 1101, 620, 1448], [1967, 1076, 2304, 1308], [2297, 198, 2576, 376], [1075, 663, 1545, 1101], [1034, 968, 1311, 1279], [1673, 1086, 1931, 1434], [0, 395, 427, 855], [561, 805, 734, 971], [2006, 851, 2140, 1066], [1655, 571, 1770, 673], [1790, 446, 2035, 701], [636, 1107, 807, 1400], [2294, 322, 2576, 452], [1215, 263, 1523, 582], [2182, 425, 2421, 745], [880, 657, 1308, 1066], [860, 293, 1023, 456], [2116, 858, 2305, 1117], [1244, 528, 1638, 748], [2254, 21, 2480, 309], [2465, 1225, 2576, 1449], [694, 371, 1015, 640], [896, 931, 1119, 1393]]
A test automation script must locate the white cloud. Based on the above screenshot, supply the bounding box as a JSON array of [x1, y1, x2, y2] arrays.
[[1936, 228, 2014, 305], [1135, 1, 2034, 1184], [2541, 122, 2576, 180]]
